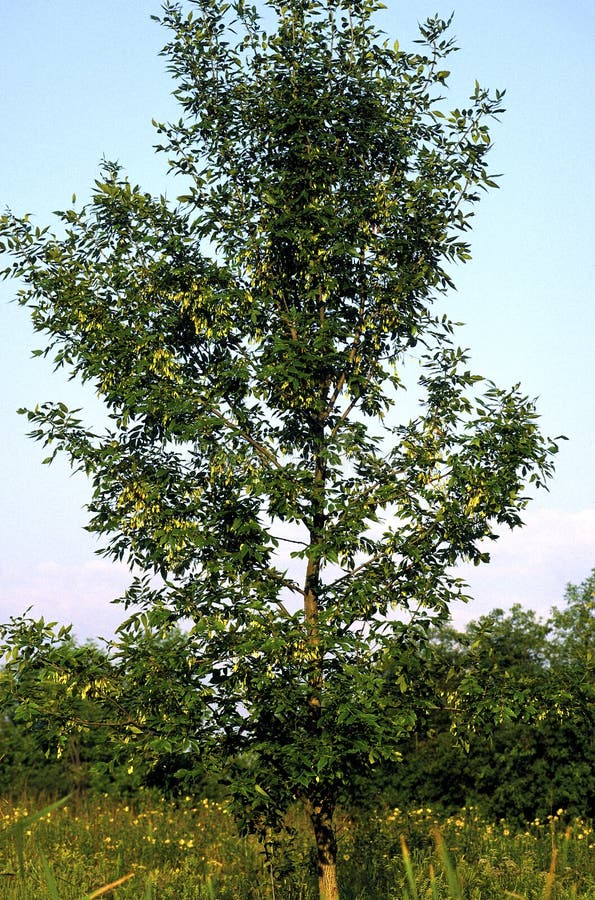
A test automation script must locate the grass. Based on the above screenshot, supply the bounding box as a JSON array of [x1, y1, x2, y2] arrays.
[[0, 792, 593, 898]]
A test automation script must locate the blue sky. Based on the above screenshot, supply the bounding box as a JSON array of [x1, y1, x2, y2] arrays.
[[1, 0, 593, 640]]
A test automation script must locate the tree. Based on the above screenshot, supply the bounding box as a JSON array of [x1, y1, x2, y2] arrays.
[[377, 573, 594, 823], [0, 1, 561, 896], [0, 617, 213, 800]]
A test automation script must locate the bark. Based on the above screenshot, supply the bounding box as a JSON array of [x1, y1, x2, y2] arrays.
[[303, 436, 326, 707], [309, 799, 340, 900], [303, 424, 339, 899]]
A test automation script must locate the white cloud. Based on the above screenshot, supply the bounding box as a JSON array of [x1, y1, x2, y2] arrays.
[[0, 557, 133, 642], [1, 508, 592, 642], [450, 507, 595, 626]]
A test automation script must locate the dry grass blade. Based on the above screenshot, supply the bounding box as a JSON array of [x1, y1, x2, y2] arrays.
[[542, 846, 558, 900], [86, 872, 135, 898], [400, 834, 420, 900], [429, 863, 441, 900]]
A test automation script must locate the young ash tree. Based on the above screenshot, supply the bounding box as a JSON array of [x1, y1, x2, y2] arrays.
[[0, 1, 560, 896]]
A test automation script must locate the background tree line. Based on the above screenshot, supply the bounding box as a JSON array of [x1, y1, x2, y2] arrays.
[[2, 572, 592, 825]]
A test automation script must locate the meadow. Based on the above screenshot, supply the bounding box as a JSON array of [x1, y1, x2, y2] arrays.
[[0, 792, 593, 899]]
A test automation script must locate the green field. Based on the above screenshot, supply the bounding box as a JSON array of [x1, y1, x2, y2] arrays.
[[1, 793, 593, 899]]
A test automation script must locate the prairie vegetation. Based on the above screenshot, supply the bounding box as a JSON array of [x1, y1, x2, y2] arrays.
[[1, 794, 593, 899]]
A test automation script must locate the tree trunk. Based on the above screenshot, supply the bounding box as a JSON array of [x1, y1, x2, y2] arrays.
[[309, 800, 340, 900], [302, 425, 338, 899]]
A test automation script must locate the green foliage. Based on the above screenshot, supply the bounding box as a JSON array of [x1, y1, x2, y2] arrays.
[[378, 572, 595, 823], [0, 623, 115, 797], [0, 1, 562, 895], [0, 619, 212, 800], [1, 574, 591, 829]]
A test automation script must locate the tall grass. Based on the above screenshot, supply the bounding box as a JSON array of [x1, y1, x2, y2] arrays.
[[0, 793, 592, 898]]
